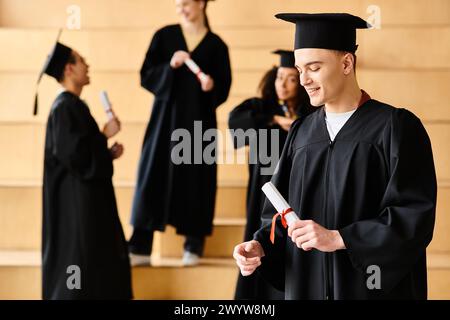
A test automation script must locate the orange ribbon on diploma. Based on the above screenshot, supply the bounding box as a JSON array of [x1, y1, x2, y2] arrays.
[[270, 207, 293, 244]]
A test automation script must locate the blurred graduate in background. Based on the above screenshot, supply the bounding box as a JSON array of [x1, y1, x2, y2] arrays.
[[129, 0, 232, 266], [39, 39, 132, 299]]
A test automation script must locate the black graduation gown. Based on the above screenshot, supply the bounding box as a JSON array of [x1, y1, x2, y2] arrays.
[[254, 99, 437, 300], [42, 92, 132, 300], [131, 24, 232, 236], [228, 98, 312, 300]]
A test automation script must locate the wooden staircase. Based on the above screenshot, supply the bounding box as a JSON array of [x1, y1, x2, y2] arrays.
[[0, 0, 449, 300]]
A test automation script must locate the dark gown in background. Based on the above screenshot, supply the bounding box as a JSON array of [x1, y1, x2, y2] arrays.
[[42, 92, 132, 299], [254, 99, 437, 299], [131, 24, 232, 238], [228, 97, 313, 300]]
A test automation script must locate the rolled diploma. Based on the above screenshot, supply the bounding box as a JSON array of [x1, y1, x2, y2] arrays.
[[184, 58, 208, 82], [262, 182, 300, 226], [100, 90, 114, 120]]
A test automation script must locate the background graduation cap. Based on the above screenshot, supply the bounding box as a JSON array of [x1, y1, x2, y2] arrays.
[[275, 13, 371, 53], [34, 29, 73, 116], [272, 50, 296, 68]]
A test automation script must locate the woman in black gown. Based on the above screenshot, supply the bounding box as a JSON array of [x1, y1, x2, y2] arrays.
[[129, 0, 232, 266], [229, 50, 313, 299]]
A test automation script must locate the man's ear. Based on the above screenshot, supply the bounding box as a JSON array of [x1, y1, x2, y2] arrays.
[[342, 53, 354, 75], [63, 63, 73, 79]]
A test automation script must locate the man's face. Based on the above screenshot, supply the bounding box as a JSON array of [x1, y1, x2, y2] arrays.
[[294, 48, 345, 107], [67, 51, 90, 86]]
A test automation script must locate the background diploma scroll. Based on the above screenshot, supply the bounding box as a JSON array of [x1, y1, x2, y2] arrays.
[[262, 182, 300, 226], [184, 58, 208, 83], [99, 90, 115, 120]]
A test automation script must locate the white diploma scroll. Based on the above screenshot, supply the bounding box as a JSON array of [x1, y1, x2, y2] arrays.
[[99, 90, 114, 120], [262, 182, 300, 226], [184, 58, 208, 82]]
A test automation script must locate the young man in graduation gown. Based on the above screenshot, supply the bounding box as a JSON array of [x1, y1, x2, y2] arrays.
[[229, 50, 313, 300], [40, 42, 132, 299], [233, 13, 437, 300]]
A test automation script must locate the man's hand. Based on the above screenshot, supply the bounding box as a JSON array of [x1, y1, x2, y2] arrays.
[[233, 240, 265, 276], [200, 74, 214, 92], [103, 117, 121, 139], [288, 220, 346, 252], [170, 50, 190, 69], [273, 115, 295, 131], [110, 142, 124, 160]]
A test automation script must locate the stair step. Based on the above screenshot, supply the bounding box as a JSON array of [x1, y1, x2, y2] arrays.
[[156, 225, 244, 258], [0, 181, 449, 252], [0, 183, 247, 252], [0, 121, 449, 183], [0, 250, 238, 300], [0, 121, 253, 183], [1, 70, 450, 123], [0, 26, 449, 71], [1, 250, 450, 299], [0, 185, 246, 258]]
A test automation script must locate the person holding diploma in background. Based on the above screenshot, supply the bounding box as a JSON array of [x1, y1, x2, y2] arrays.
[[39, 41, 132, 299], [229, 50, 313, 300], [129, 0, 232, 266], [233, 13, 437, 299]]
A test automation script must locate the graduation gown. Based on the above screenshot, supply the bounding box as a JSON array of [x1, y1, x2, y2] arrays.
[[228, 98, 312, 300], [42, 92, 132, 300], [254, 99, 437, 300], [131, 24, 232, 236]]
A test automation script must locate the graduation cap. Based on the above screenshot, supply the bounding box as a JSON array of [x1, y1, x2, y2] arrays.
[[272, 50, 295, 68], [34, 30, 73, 115], [275, 13, 371, 53]]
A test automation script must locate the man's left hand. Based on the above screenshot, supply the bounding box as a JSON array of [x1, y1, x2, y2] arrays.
[[288, 219, 346, 252]]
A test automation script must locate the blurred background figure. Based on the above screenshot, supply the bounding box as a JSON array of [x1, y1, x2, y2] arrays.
[[229, 50, 314, 299], [128, 0, 232, 267], [40, 41, 132, 299]]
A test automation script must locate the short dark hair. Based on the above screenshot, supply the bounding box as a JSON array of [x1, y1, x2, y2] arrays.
[[333, 50, 357, 73], [57, 51, 77, 83]]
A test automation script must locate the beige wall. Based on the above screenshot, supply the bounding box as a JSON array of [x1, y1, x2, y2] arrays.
[[0, 0, 449, 297]]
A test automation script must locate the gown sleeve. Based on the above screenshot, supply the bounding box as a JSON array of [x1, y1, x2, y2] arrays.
[[252, 118, 304, 291], [339, 108, 437, 293], [228, 98, 275, 131], [51, 100, 113, 181], [208, 39, 232, 109], [140, 28, 174, 100]]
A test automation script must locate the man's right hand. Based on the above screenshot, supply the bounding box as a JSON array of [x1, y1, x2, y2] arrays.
[[233, 240, 265, 276], [103, 117, 121, 139]]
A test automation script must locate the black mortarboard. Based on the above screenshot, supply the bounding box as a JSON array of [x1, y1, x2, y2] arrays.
[[34, 30, 73, 115], [275, 13, 371, 53], [272, 50, 295, 68]]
